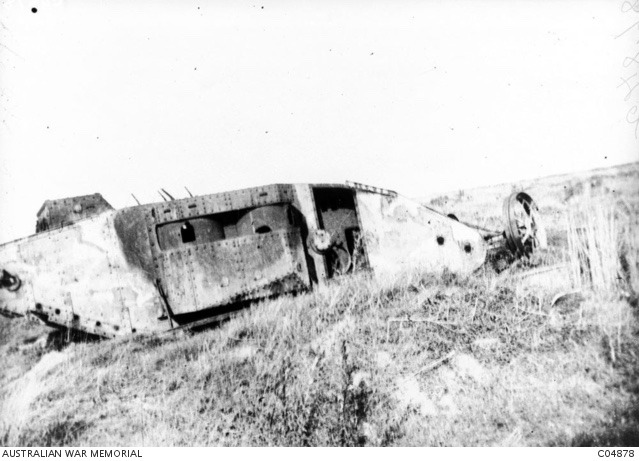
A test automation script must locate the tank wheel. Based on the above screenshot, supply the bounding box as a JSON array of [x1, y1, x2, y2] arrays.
[[502, 192, 543, 258]]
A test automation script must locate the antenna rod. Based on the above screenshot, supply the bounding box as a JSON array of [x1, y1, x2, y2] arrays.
[[161, 188, 175, 201], [184, 186, 194, 198], [131, 193, 141, 205]]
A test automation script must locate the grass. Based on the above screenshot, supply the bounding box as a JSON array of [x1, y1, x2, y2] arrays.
[[0, 162, 638, 446]]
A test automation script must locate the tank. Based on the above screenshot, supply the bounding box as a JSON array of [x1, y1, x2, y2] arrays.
[[0, 182, 544, 338]]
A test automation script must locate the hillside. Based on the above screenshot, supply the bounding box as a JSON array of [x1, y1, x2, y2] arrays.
[[1, 163, 638, 446]]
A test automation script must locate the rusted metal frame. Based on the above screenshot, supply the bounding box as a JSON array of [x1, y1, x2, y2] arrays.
[[345, 180, 398, 197]]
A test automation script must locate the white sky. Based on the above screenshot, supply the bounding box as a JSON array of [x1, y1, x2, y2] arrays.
[[0, 0, 638, 243]]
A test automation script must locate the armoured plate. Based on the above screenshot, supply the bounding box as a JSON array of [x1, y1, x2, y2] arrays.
[[161, 229, 310, 315], [355, 191, 487, 275]]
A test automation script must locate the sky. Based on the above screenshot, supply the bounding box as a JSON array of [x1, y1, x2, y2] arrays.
[[0, 0, 638, 243]]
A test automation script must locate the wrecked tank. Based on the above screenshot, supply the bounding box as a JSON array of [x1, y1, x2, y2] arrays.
[[0, 182, 544, 338]]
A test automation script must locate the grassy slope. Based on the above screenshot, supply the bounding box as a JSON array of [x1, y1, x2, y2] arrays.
[[1, 163, 638, 446]]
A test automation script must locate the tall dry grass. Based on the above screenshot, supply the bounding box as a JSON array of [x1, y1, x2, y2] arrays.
[[2, 261, 637, 446], [567, 196, 639, 297]]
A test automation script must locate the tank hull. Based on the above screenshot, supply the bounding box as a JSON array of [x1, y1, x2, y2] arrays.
[[0, 182, 488, 338]]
